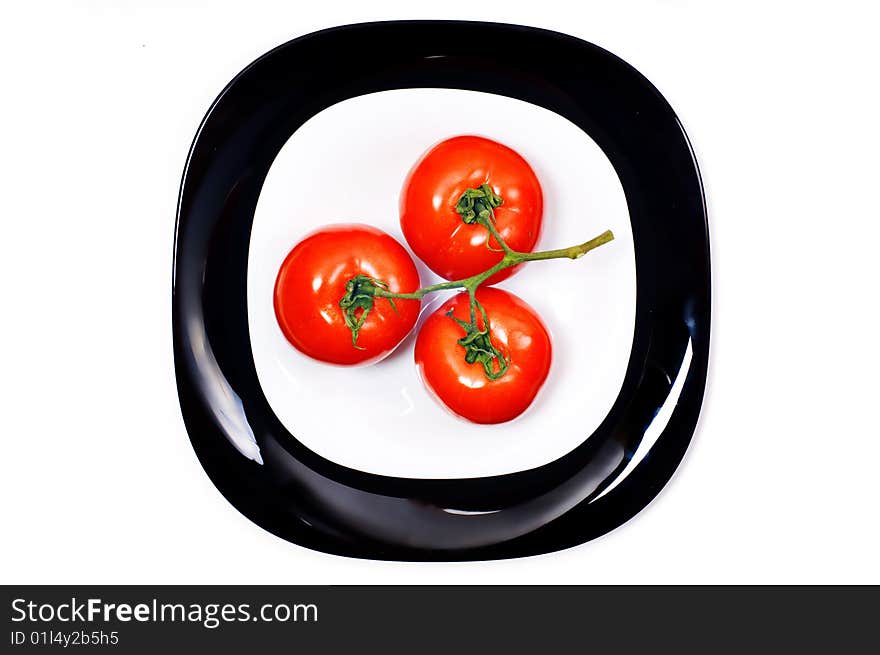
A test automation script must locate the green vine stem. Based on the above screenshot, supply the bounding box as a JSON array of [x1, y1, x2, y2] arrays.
[[339, 183, 615, 378], [369, 228, 615, 303]]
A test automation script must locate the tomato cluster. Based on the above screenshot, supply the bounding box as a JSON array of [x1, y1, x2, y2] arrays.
[[274, 135, 605, 424]]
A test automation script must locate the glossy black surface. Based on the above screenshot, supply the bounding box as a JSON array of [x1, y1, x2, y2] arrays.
[[173, 21, 710, 560]]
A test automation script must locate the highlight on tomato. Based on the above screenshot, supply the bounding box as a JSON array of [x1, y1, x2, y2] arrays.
[[414, 287, 552, 424], [273, 224, 421, 366], [400, 135, 543, 285]]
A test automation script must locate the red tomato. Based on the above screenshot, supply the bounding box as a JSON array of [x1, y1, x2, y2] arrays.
[[274, 224, 421, 365], [414, 288, 552, 424], [400, 135, 543, 285]]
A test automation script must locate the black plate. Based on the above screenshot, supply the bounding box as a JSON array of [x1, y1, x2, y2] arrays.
[[173, 21, 710, 560]]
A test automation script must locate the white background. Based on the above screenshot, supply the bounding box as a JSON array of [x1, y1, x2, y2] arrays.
[[1, 1, 878, 584]]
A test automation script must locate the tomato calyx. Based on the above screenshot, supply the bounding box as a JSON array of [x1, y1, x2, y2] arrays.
[[454, 183, 504, 225], [446, 293, 510, 380], [454, 183, 511, 255], [339, 274, 399, 349]]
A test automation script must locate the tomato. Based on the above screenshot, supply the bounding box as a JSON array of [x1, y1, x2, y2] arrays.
[[414, 288, 552, 424], [274, 224, 421, 365], [400, 135, 543, 285]]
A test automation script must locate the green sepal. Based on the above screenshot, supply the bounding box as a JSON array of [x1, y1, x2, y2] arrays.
[[446, 297, 510, 381], [339, 274, 394, 349], [454, 183, 504, 225]]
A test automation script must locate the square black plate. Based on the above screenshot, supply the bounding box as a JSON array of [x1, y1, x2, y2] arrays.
[[173, 20, 710, 560]]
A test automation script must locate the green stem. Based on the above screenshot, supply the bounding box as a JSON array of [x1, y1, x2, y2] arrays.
[[517, 229, 615, 262], [372, 229, 614, 303], [480, 215, 514, 254]]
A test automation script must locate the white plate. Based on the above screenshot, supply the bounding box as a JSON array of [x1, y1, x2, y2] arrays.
[[248, 88, 635, 479]]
